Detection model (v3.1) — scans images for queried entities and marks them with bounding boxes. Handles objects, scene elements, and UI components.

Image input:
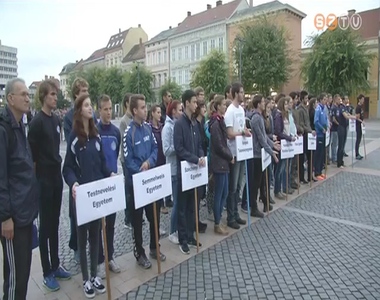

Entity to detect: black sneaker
[149,251,167,261]
[83,280,95,298]
[228,221,240,229]
[137,254,152,269]
[188,239,202,248]
[263,204,273,213]
[236,218,246,225]
[241,203,248,213]
[251,209,264,218]
[179,243,190,255]
[90,276,105,294]
[356,155,363,160]
[344,153,348,157]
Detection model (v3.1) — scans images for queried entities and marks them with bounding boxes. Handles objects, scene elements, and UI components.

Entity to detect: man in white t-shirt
[224,82,251,229]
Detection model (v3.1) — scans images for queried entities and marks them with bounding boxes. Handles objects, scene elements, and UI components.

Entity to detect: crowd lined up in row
[0,76,365,299]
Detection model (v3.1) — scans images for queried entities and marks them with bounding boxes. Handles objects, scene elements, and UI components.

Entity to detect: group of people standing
[0,75,366,299]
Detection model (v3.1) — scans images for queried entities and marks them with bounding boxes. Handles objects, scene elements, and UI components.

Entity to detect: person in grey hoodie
[247,95,280,217]
[162,100,183,245]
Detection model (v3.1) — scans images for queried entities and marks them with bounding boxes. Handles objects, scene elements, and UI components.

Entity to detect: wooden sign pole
[153,202,161,274]
[101,218,112,300]
[194,189,200,253]
[266,169,270,216]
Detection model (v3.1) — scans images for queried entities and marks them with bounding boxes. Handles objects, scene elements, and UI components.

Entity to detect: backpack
[0,120,16,157]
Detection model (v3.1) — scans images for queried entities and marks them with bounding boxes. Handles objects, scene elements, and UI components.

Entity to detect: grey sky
[0,0,378,86]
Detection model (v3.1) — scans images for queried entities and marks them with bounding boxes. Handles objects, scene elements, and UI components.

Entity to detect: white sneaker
[90,276,106,294]
[159,227,166,236]
[168,232,179,245]
[97,263,106,279]
[83,280,95,299]
[109,259,121,273]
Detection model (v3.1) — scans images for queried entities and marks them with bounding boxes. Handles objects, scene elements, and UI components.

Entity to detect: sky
[0,0,378,86]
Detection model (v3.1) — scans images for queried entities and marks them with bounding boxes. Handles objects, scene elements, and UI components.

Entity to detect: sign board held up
[349,119,356,132]
[307,134,317,150]
[181,157,209,192]
[235,136,254,161]
[325,129,330,147]
[293,136,304,155]
[261,148,271,171]
[280,139,294,159]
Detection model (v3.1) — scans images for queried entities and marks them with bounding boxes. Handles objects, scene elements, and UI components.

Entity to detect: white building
[122,38,146,71]
[168,0,248,89]
[59,62,77,100]
[0,40,18,100]
[145,26,177,91]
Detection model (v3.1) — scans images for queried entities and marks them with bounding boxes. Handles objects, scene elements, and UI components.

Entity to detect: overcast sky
[0,0,378,86]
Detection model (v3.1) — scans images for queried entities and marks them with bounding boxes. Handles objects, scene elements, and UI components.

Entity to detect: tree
[159,80,183,101]
[124,63,154,102]
[301,29,375,96]
[57,89,70,109]
[100,67,124,105]
[234,17,292,95]
[190,50,228,98]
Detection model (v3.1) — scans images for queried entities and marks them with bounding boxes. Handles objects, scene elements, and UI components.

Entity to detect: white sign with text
[235,136,254,161]
[293,136,304,155]
[325,129,330,147]
[349,119,356,132]
[132,164,172,209]
[281,139,295,159]
[307,133,317,150]
[261,148,272,171]
[76,175,126,226]
[181,157,209,192]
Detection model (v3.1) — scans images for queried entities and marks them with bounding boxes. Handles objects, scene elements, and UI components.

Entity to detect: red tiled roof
[122,42,146,63]
[175,0,241,35]
[85,47,105,62]
[29,81,41,88]
[355,8,380,40]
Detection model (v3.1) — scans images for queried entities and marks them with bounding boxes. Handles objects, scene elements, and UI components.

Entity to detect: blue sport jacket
[314,103,328,137]
[97,121,121,173]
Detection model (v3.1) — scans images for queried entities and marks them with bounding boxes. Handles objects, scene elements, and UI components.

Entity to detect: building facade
[122,38,146,71]
[82,48,105,70]
[59,62,77,100]
[145,27,176,92]
[227,0,306,95]
[0,40,18,100]
[168,0,248,89]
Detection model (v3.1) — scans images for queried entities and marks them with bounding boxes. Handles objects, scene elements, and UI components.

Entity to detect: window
[178,70,183,85]
[211,39,216,50]
[178,47,182,61]
[110,58,113,66]
[172,49,176,62]
[164,73,167,82]
[158,52,161,64]
[203,41,208,56]
[171,71,177,83]
[185,46,189,59]
[152,52,156,65]
[185,69,189,83]
[158,74,162,87]
[219,37,224,51]
[163,50,167,63]
[191,45,195,61]
[152,75,156,88]
[196,43,200,60]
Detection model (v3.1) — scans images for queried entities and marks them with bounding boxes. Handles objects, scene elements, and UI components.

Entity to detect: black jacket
[209,114,232,173]
[0,107,38,227]
[197,117,208,156]
[173,113,204,176]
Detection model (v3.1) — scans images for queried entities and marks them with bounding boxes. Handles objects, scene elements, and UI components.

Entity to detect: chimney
[178,22,181,26]
[49,76,53,79]
[348,9,356,16]
[169,26,172,29]
[138,24,141,28]
[216,0,222,6]
[249,0,253,6]
[45,75,48,80]
[119,28,121,33]
[139,38,142,45]
[207,4,211,9]
[187,11,191,17]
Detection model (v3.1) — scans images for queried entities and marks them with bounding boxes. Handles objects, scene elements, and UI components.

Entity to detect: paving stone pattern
[121,175,380,300]
[287,171,380,228]
[353,148,380,170]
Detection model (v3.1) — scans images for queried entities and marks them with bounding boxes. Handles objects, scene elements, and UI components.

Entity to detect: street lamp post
[236,37,245,83]
[135,61,144,94]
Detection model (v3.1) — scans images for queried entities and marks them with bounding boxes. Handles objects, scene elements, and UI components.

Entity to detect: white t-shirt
[224,103,245,156]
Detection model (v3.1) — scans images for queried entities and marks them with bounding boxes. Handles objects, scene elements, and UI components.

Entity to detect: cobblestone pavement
[120,171,380,300]
[353,148,380,170]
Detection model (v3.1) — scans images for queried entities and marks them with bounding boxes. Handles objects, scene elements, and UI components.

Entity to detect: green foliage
[235,16,292,95]
[124,63,154,102]
[100,67,124,105]
[32,96,41,111]
[301,29,375,96]
[190,50,228,98]
[159,80,183,101]
[57,90,70,109]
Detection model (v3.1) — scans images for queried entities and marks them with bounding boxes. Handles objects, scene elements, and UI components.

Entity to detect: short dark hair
[300,90,308,101]
[357,94,365,101]
[129,94,145,116]
[231,82,243,99]
[209,92,217,101]
[318,93,327,102]
[38,79,59,105]
[194,86,204,96]
[161,89,170,99]
[252,94,263,109]
[98,94,111,109]
[289,91,298,100]
[181,89,196,108]
[123,92,132,109]
[224,85,231,98]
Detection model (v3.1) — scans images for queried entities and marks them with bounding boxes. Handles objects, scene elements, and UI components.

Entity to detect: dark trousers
[247,158,263,212]
[69,191,77,252]
[355,126,362,157]
[344,126,348,153]
[77,220,100,282]
[122,163,131,225]
[98,213,116,264]
[129,186,160,258]
[177,185,195,245]
[305,134,313,181]
[259,167,268,200]
[337,125,346,167]
[38,173,63,277]
[315,135,325,176]
[299,137,306,181]
[1,224,33,300]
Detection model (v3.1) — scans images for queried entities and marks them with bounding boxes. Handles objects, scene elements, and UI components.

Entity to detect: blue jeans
[170,176,179,234]
[213,173,229,225]
[274,159,286,195]
[227,160,245,224]
[315,135,325,176]
[282,158,292,192]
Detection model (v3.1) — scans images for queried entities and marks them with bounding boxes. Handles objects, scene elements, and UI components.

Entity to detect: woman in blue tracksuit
[63,93,113,299]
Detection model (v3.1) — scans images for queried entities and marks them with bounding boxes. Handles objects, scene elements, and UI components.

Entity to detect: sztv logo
[314,13,362,31]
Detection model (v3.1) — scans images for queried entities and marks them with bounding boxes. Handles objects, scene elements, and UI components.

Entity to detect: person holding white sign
[173,90,204,254]
[248,95,280,216]
[123,94,164,269]
[355,94,365,160]
[209,95,233,235]
[63,93,113,298]
[224,83,250,230]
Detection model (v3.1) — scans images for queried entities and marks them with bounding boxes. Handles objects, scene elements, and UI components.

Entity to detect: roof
[72,59,84,72]
[105,29,130,52]
[122,42,146,63]
[229,0,306,21]
[351,8,380,40]
[84,47,105,63]
[29,81,41,89]
[174,0,242,35]
[59,62,76,75]
[146,27,177,45]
